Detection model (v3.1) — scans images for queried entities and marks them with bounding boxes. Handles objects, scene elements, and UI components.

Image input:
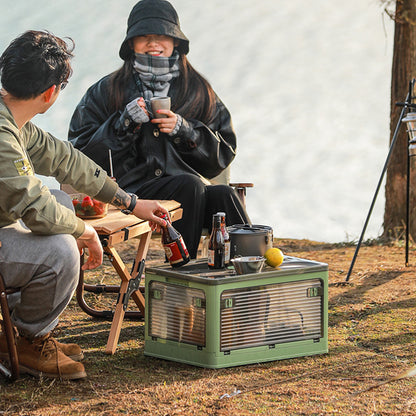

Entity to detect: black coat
[68,73,237,193]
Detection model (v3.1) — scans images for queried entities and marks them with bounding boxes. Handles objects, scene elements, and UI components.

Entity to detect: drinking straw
[108,149,114,178]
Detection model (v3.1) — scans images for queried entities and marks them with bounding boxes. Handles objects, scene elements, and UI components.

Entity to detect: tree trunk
[383,0,416,239]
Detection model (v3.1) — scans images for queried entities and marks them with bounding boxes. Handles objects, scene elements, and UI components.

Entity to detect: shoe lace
[33,334,62,377]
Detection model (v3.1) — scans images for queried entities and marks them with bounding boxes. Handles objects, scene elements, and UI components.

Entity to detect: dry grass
[2,237,416,415]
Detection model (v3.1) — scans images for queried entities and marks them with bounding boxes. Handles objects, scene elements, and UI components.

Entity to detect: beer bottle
[160,214,190,268]
[208,213,225,269]
[217,212,231,266]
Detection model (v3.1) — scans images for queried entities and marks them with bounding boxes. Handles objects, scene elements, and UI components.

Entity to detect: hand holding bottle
[160,213,190,268]
[132,200,168,232]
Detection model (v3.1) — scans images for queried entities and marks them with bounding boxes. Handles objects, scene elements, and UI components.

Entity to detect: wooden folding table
[78,200,182,354]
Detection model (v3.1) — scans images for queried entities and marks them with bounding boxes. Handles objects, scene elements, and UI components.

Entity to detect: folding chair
[0,246,20,380]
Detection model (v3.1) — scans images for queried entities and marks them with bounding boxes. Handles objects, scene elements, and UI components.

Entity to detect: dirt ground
[2,237,416,415]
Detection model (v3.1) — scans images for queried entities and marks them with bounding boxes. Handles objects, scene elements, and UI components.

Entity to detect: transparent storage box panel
[220,278,323,351]
[148,282,206,346]
[144,257,328,368]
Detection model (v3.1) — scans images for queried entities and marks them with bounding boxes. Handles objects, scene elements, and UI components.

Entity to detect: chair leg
[0,276,19,380]
[229,182,254,208]
[76,253,144,320]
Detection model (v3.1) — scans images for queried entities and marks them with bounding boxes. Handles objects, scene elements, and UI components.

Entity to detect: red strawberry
[72,199,84,216]
[93,199,105,215]
[81,196,94,209]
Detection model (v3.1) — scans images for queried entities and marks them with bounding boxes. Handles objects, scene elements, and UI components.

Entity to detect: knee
[209,184,236,198]
[50,234,80,290]
[217,184,233,194]
[179,174,205,187]
[175,174,206,196]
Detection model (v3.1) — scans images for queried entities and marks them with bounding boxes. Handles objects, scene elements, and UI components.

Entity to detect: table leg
[105,231,152,354]
[130,231,152,314]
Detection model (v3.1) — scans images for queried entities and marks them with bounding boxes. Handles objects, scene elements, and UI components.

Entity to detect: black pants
[135,174,250,258]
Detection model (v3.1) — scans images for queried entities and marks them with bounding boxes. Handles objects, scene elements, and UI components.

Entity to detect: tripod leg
[345,104,408,282]
[406,148,410,266]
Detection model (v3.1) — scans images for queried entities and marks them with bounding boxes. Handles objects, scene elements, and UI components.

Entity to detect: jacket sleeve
[168,97,237,179]
[0,123,85,238]
[68,79,140,175]
[69,77,237,180]
[26,122,115,201]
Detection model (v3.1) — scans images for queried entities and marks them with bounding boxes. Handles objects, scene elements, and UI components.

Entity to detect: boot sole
[0,351,84,362]
[0,353,87,379]
[19,364,87,380]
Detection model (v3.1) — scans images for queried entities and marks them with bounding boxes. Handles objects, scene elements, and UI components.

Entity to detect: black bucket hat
[119,0,189,60]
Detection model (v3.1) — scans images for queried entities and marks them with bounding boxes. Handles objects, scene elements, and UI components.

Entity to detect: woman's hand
[137,97,149,117]
[151,110,178,134]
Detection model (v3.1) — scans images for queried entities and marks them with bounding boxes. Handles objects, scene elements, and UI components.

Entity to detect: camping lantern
[403,112,416,156]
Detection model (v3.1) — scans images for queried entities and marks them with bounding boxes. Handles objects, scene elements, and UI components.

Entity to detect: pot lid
[228,224,269,235]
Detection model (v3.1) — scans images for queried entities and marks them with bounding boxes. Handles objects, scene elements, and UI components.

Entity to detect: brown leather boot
[50,328,84,361]
[55,341,84,362]
[16,334,87,379]
[0,328,84,362]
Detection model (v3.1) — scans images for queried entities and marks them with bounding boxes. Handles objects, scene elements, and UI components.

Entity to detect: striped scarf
[132,51,180,115]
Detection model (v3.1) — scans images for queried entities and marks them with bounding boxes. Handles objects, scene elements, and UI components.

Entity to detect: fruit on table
[264,247,284,267]
[73,195,107,218]
[81,196,94,209]
[93,199,106,215]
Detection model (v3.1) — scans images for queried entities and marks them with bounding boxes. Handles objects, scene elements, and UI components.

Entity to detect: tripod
[345,79,416,282]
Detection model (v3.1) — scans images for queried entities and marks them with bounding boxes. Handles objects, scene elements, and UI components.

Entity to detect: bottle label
[207,249,215,266]
[164,237,189,265]
[207,248,225,268]
[225,241,230,263]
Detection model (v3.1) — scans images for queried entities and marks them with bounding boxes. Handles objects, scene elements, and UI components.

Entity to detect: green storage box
[144,256,328,368]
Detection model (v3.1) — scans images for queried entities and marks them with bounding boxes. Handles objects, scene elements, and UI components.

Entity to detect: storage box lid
[146,256,328,285]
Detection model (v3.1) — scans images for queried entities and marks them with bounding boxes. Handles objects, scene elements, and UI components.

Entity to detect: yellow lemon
[265,248,284,267]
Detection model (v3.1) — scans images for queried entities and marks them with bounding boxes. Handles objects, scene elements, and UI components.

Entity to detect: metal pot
[228,224,273,258]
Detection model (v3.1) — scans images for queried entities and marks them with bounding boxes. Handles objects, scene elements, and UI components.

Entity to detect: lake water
[0,0,395,243]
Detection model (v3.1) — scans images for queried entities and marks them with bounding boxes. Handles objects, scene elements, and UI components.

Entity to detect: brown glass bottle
[160,214,190,268]
[208,214,225,269]
[217,212,231,266]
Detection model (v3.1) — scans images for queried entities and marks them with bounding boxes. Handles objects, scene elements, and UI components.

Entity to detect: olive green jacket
[0,97,117,238]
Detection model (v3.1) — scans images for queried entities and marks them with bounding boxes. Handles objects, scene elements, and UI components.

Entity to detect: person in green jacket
[0,30,168,380]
